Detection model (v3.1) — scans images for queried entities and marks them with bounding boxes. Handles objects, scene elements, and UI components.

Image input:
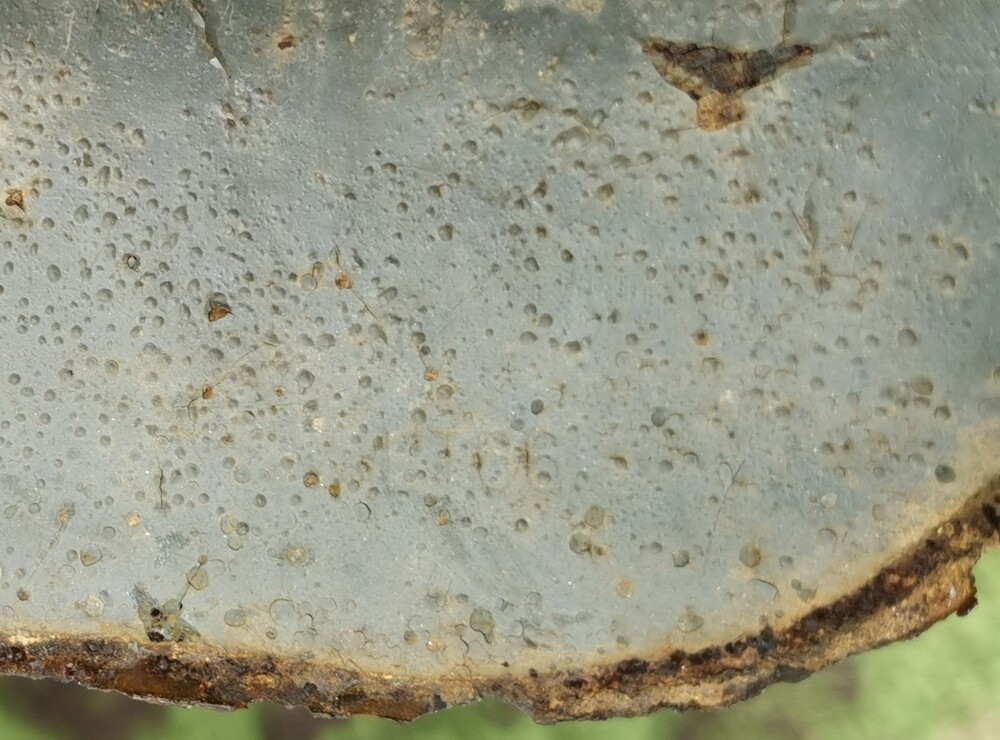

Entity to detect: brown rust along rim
[2,477,997,723]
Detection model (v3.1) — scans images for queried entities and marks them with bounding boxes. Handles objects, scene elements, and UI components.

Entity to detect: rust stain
[639,38,814,130]
[4,189,26,211]
[1,476,997,721]
[206,301,232,322]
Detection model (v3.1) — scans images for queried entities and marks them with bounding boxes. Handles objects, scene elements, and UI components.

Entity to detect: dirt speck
[207,301,232,322]
[4,189,26,211]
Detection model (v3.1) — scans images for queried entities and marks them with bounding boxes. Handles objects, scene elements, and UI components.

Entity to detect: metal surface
[0,0,998,721]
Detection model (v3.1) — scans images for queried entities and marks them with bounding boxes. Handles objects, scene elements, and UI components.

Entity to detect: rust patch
[206,300,232,322]
[696,91,746,132]
[640,38,814,130]
[4,189,26,211]
[1,476,998,722]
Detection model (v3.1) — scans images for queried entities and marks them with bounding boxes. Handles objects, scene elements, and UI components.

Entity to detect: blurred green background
[3,548,1000,740]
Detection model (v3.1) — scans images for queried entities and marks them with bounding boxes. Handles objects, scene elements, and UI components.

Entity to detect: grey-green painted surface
[1,0,998,681]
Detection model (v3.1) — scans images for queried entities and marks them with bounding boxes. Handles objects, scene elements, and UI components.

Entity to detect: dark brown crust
[2,476,998,722]
[640,38,815,100]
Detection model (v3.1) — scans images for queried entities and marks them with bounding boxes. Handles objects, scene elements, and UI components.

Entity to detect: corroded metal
[2,478,996,721]
[1,0,998,722]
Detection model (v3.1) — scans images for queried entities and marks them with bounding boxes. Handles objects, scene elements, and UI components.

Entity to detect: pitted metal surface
[0,0,998,720]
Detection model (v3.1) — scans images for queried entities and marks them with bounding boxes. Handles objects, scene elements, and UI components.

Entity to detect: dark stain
[639,38,814,130]
[956,591,978,617]
[982,500,1000,532]
[641,39,814,98]
[750,626,778,656]
[772,664,811,684]
[613,657,649,676]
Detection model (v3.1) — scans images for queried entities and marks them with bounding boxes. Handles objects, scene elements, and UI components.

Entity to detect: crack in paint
[185,0,232,83]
